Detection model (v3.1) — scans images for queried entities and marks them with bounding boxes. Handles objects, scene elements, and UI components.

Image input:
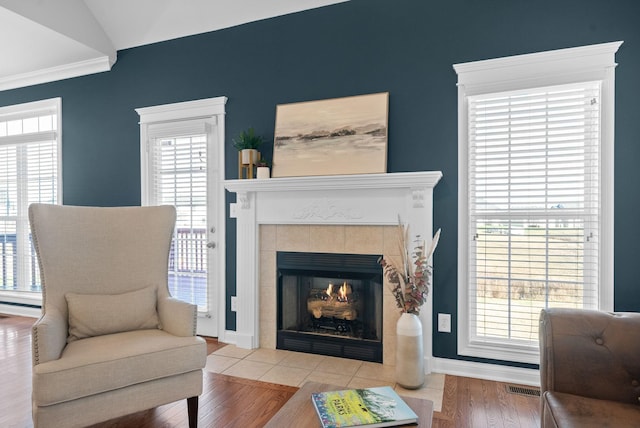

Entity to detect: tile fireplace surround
[224,171,442,372]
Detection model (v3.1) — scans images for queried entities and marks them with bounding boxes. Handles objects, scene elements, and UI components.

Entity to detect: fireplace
[223,171,441,371]
[276,251,383,362]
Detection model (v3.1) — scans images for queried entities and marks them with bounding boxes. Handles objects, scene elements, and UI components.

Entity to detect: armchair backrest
[539,308,640,405]
[29,204,176,319]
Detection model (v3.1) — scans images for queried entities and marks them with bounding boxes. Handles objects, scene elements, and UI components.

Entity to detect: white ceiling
[0,0,348,91]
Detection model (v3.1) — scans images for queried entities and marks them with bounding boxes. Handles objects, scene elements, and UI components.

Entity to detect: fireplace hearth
[277,251,383,362]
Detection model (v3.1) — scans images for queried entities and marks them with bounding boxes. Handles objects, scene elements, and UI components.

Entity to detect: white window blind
[0,98,60,295]
[147,121,209,311]
[467,82,600,350]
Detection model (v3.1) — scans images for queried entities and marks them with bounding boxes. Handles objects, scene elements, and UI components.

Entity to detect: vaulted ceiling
[0,0,347,91]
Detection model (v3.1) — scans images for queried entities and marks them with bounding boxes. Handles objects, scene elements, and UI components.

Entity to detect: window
[145,120,209,310]
[454,42,621,363]
[0,98,61,303]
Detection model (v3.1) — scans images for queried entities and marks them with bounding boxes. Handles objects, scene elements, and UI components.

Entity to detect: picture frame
[272,92,389,178]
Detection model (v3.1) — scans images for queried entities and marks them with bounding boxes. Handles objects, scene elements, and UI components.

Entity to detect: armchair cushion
[33,329,206,407]
[543,391,640,428]
[66,286,160,342]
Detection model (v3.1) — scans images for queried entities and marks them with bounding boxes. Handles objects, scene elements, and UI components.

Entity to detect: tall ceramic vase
[396,312,424,389]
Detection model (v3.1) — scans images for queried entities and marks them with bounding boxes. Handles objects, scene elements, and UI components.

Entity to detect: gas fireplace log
[307,297,359,320]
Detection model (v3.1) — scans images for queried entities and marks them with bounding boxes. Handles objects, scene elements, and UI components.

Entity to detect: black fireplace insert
[276,251,383,362]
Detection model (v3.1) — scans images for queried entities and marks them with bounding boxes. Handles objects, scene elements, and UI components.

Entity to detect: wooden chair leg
[187,396,199,428]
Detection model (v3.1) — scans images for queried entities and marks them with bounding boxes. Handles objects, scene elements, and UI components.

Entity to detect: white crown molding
[0,55,115,92]
[453,41,623,95]
[453,41,622,76]
[136,96,228,124]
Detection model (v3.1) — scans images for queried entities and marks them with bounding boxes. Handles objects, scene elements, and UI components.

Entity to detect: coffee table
[265,381,433,427]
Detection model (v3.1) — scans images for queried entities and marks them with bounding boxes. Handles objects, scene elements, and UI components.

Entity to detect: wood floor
[1,315,541,427]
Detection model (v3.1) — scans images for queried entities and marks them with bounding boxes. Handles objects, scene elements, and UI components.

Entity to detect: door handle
[206,241,216,249]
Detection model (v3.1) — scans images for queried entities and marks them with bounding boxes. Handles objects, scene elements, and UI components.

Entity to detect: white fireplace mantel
[224,171,442,368]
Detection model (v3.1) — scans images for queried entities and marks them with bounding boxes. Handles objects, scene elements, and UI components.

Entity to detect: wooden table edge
[264,381,433,428]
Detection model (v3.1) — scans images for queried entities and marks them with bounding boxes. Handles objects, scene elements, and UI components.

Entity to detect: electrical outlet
[438,313,451,333]
[229,203,238,218]
[231,296,237,312]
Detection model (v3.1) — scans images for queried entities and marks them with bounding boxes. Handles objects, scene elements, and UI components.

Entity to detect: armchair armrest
[158,297,198,337]
[539,308,640,405]
[32,308,67,366]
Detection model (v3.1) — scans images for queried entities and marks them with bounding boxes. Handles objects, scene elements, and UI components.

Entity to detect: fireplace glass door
[277,251,383,362]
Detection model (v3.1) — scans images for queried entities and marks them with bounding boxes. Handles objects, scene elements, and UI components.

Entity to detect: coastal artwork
[272,92,389,177]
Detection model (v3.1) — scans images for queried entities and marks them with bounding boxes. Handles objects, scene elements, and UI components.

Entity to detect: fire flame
[338,282,349,300]
[324,281,352,302]
[326,283,334,298]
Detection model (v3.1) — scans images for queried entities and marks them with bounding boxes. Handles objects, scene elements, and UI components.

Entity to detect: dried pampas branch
[379,219,441,315]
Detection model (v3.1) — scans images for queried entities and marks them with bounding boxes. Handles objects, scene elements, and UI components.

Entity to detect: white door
[139,98,227,338]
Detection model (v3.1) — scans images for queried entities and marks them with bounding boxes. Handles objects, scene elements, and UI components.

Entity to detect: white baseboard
[0,303,40,319]
[431,357,540,387]
[220,329,237,346]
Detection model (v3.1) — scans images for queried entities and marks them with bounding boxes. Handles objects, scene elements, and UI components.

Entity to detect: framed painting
[272,92,389,178]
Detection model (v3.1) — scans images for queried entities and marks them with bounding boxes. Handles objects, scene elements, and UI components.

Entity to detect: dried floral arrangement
[378,221,441,315]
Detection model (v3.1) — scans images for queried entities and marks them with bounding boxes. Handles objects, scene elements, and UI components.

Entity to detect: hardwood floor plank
[494,380,520,428]
[469,376,491,427]
[513,391,542,427]
[433,370,457,427]
[2,315,541,428]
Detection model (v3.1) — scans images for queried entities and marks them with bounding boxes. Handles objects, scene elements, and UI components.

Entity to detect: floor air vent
[506,385,541,397]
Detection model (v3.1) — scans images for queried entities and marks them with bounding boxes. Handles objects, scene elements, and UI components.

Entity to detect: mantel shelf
[224,171,442,193]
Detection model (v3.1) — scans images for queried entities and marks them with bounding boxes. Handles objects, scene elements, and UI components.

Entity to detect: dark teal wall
[2,0,639,368]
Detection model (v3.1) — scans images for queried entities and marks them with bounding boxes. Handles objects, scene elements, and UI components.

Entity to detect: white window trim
[136,96,227,338]
[0,97,62,313]
[454,41,621,364]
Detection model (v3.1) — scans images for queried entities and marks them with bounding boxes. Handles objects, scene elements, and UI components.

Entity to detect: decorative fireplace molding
[224,172,442,368]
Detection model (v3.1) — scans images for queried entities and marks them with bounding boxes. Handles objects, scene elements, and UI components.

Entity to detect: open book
[311,386,418,428]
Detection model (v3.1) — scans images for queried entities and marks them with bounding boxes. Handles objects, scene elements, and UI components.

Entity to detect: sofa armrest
[539,308,640,405]
[158,297,198,337]
[32,308,67,366]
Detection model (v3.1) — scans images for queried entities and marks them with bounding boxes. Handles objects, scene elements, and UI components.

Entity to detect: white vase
[241,149,258,165]
[396,312,424,389]
[256,166,270,179]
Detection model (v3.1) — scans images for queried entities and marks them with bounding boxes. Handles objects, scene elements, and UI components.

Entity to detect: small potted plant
[256,158,271,179]
[233,127,263,165]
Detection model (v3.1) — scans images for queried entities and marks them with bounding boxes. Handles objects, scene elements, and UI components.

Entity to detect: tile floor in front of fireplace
[205,345,444,412]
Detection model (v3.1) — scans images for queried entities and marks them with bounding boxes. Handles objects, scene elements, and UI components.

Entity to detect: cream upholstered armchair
[29,204,207,428]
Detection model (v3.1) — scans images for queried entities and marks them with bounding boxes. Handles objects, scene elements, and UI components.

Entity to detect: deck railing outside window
[168,228,207,308]
[0,233,40,292]
[0,229,206,306]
